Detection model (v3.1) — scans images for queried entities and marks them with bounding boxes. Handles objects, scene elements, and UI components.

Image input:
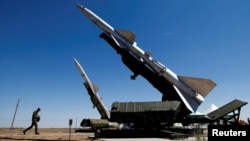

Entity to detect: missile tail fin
[178,76,217,97]
[115,29,135,44]
[173,85,199,113]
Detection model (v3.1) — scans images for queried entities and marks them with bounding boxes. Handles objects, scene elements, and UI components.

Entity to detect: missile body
[74,58,110,119]
[75,4,216,113]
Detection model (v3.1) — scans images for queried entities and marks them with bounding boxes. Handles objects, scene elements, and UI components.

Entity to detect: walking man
[23,107,41,135]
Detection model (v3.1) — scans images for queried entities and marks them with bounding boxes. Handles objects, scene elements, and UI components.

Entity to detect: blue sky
[1,0,250,128]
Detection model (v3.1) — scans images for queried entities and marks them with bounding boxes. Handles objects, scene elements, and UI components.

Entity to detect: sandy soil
[0,128,99,141]
[0,128,208,141]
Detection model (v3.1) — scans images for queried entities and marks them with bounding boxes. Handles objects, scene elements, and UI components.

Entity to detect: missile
[75,3,216,113]
[73,57,110,119]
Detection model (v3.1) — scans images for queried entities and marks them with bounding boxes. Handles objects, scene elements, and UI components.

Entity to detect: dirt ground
[0,128,208,141]
[0,128,100,141]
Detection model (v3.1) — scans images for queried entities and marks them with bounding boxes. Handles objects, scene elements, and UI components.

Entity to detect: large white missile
[75,3,216,113]
[74,57,110,119]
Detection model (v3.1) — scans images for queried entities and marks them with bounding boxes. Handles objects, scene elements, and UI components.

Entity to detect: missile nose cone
[73,57,80,66]
[75,3,84,9]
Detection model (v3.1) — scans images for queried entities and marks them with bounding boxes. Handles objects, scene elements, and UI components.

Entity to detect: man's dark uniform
[23,108,41,135]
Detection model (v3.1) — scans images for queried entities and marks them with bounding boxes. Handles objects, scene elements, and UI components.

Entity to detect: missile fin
[145,51,152,57]
[116,29,135,44]
[110,33,129,49]
[110,34,122,47]
[173,85,199,113]
[178,76,217,97]
[93,84,99,93]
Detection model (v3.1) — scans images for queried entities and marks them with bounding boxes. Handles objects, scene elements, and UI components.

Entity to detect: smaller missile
[74,57,110,119]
